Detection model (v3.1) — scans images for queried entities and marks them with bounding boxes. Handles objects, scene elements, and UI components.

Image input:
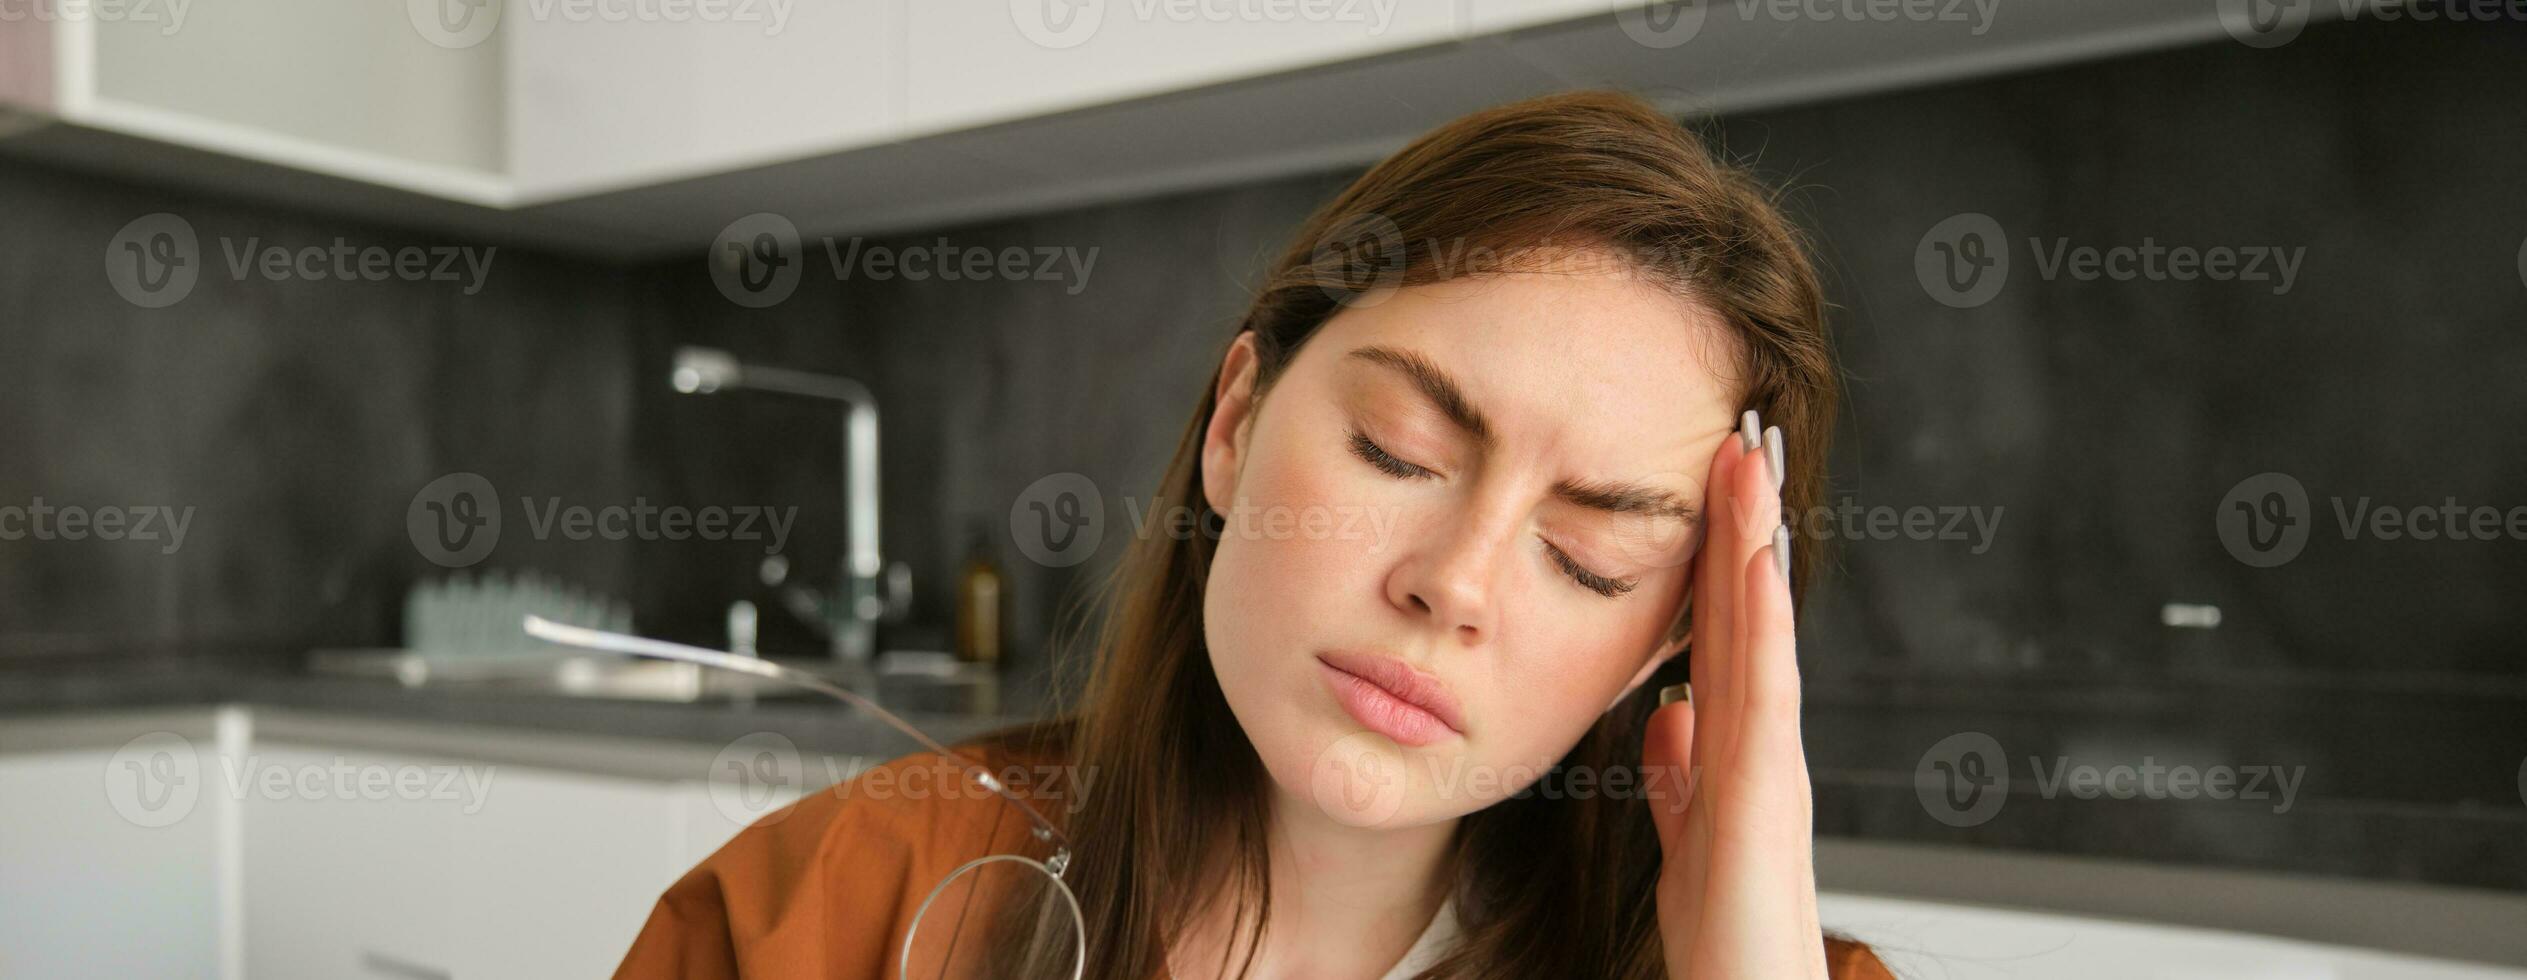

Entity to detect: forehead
[1301,260,1745,469]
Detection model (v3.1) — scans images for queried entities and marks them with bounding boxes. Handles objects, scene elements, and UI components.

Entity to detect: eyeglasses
[521,616,1087,979]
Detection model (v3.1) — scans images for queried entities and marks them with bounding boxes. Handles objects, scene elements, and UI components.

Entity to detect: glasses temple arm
[520,615,1073,851]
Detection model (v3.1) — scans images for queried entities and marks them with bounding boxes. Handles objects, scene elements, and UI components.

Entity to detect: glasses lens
[901,854,1085,980]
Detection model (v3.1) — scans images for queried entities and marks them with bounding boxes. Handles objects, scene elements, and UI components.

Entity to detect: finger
[1690,414,1753,768]
[1640,694,1697,849]
[1643,693,1710,967]
[1721,421,1785,773]
[1705,410,1774,769]
[1701,536,1824,977]
[1735,531,1810,788]
[1703,538,1824,980]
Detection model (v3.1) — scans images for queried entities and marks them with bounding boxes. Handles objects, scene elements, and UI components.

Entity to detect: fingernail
[1739,409,1760,452]
[1773,524,1792,582]
[1659,682,1693,707]
[1764,424,1785,488]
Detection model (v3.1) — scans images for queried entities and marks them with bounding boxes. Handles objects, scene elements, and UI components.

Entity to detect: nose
[1387,502,1512,645]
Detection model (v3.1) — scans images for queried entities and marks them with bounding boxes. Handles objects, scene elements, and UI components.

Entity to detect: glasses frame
[520,615,1086,978]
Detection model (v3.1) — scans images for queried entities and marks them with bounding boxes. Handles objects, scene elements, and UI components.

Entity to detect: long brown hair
[985,89,1841,979]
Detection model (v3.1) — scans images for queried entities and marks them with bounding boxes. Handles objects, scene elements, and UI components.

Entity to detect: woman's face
[1201,251,1745,829]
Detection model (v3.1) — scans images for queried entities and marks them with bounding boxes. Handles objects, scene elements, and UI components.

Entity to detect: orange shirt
[614,751,1892,979]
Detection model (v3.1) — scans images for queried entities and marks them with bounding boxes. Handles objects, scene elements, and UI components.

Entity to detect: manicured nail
[1659,682,1693,707]
[1764,424,1784,488]
[1739,410,1760,452]
[1773,524,1792,582]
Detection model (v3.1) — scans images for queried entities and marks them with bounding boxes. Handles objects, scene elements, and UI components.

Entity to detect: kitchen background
[4,3,2525,978]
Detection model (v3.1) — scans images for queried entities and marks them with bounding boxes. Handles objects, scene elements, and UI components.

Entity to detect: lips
[1316,650,1466,746]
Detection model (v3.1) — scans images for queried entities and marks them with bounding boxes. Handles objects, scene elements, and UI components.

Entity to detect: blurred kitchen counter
[0,662,1023,771]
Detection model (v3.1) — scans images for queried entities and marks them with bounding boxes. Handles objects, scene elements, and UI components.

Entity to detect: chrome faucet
[671,347,909,678]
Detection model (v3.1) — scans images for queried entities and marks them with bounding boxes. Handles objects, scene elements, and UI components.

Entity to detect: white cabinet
[0,0,1850,233]
[0,748,228,977]
[0,0,2255,254]
[0,0,900,205]
[0,710,243,980]
[1463,0,1651,34]
[443,764,696,979]
[897,2,1468,139]
[1822,893,2527,980]
[0,707,863,979]
[241,744,470,980]
[240,739,760,980]
[59,0,508,202]
[502,0,900,200]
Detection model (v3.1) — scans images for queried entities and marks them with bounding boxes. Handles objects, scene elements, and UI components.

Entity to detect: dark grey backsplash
[0,165,642,669]
[4,20,2520,886]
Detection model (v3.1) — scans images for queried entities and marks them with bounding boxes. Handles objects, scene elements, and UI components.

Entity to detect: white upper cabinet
[503,0,899,201]
[898,1,1472,139]
[0,0,2268,254]
[40,0,508,202]
[1463,0,1649,34]
[0,0,899,206]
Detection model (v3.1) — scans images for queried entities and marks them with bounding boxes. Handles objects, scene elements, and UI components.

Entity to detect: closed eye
[1347,429,1433,480]
[1351,426,1632,597]
[1546,541,1635,598]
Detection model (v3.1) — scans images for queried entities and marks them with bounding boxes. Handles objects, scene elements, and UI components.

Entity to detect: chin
[1271,714,1486,830]
[1288,728,1428,829]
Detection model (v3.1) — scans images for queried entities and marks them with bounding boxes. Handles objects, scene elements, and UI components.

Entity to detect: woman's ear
[1201,331,1263,517]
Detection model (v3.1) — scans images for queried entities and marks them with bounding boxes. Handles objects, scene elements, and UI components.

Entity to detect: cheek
[1203,426,1406,799]
[1469,640,1645,772]
[1454,578,1685,803]
[1209,432,1401,636]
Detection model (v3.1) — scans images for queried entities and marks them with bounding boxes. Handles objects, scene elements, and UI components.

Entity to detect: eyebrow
[1344,345,1700,523]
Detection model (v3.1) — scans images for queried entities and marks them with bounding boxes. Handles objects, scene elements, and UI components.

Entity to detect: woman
[616,89,1890,979]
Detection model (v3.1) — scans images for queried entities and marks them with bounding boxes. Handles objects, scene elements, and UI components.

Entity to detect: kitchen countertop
[0,663,1026,762]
